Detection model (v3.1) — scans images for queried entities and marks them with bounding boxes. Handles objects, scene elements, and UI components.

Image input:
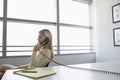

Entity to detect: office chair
[0,72,4,79]
[45,62,50,67]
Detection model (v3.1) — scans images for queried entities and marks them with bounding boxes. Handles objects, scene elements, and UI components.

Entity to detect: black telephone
[40,38,49,45]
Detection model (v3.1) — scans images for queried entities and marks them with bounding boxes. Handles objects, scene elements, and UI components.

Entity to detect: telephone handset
[40,38,49,45]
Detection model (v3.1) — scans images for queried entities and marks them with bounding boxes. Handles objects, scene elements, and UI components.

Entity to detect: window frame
[0,22,3,57]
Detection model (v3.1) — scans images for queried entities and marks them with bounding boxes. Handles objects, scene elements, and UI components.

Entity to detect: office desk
[2,61,120,80]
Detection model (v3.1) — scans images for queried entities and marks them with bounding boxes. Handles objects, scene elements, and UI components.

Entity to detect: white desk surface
[72,61,120,74]
[2,61,120,80]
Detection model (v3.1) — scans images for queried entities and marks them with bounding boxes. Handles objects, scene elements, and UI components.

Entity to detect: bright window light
[60,0,89,26]
[0,0,3,17]
[8,0,56,22]
[60,26,91,54]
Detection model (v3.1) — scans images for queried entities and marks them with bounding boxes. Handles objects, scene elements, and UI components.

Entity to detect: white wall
[93,0,120,62]
[0,53,96,66]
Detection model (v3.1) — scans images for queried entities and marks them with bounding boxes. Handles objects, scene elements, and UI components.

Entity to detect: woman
[0,29,54,79]
[19,29,54,68]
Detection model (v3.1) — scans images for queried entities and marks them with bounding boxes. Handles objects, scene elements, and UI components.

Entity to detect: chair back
[45,62,50,67]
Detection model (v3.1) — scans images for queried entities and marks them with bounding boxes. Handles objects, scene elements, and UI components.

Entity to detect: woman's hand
[33,43,41,52]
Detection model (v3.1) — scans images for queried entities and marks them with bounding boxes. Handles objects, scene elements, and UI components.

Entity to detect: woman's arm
[18,44,40,68]
[18,64,29,69]
[36,49,51,67]
[18,51,36,69]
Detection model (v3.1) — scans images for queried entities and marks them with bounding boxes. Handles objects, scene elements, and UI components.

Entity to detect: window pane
[0,0,3,17]
[60,26,91,54]
[0,22,2,56]
[7,22,57,56]
[8,0,56,22]
[60,0,89,26]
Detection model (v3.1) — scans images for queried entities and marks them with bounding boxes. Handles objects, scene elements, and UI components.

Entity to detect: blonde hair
[39,29,54,59]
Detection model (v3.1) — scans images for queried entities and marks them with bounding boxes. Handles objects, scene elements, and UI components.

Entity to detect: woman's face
[38,33,46,44]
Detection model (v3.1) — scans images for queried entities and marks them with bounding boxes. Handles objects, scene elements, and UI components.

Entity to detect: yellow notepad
[13,68,56,79]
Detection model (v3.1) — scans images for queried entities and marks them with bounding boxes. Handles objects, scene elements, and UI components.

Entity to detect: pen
[22,70,37,73]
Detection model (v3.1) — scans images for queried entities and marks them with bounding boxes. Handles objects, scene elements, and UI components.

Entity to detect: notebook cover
[13,68,56,79]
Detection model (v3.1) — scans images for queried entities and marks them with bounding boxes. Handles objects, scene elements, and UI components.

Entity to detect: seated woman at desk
[0,29,54,79]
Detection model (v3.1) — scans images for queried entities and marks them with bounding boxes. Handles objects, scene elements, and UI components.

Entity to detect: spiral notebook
[13,68,56,79]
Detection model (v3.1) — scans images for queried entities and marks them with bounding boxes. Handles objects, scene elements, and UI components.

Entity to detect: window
[1,0,93,57]
[60,26,91,54]
[8,0,56,22]
[59,0,89,26]
[0,22,2,56]
[0,0,3,17]
[7,22,57,56]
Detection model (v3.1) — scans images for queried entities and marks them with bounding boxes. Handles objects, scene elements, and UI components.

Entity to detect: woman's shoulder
[41,48,51,57]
